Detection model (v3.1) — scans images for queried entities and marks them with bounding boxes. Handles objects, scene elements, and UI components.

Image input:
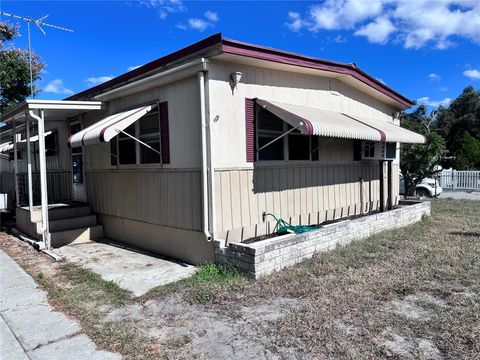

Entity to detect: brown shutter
[159,102,170,164]
[110,137,118,166]
[245,98,256,162]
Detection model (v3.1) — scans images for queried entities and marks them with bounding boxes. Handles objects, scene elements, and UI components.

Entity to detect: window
[116,106,161,165]
[139,110,160,164]
[45,131,58,157]
[363,141,375,158]
[118,123,136,165]
[257,107,313,161]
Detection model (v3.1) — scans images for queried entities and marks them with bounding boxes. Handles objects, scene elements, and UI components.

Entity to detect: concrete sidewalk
[0,250,121,360]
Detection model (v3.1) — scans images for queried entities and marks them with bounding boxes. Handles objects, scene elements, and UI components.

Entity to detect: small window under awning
[68,105,153,147]
[256,99,426,144]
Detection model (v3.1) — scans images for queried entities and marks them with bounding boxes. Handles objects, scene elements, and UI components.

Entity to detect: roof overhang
[220,38,414,109]
[64,33,414,110]
[0,99,103,124]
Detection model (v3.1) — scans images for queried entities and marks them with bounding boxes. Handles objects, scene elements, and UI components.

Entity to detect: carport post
[12,118,19,207]
[26,116,34,212]
[30,109,50,249]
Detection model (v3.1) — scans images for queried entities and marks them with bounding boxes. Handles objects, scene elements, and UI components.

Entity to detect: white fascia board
[95,58,209,101]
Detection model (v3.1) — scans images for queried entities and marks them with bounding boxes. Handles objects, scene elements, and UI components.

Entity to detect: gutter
[95,58,209,101]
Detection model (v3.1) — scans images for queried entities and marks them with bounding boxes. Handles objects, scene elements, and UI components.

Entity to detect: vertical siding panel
[239,170,251,226]
[247,170,258,225]
[221,171,232,231]
[230,171,242,229]
[215,171,223,232]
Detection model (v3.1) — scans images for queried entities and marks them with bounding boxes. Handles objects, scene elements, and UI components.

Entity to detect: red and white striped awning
[256,99,426,144]
[68,105,153,147]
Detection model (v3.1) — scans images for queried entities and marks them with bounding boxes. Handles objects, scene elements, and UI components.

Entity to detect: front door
[70,121,86,202]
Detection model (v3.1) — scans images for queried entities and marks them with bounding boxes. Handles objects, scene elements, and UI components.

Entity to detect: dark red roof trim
[221,38,414,108]
[67,33,223,101]
[66,33,414,108]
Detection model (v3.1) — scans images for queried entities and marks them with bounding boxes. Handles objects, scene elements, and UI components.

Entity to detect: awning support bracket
[257,122,303,153]
[114,128,161,156]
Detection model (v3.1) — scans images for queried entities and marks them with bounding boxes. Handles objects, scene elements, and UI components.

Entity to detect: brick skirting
[214,200,431,278]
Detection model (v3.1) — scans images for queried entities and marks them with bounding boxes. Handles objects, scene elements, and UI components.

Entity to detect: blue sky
[1,0,479,110]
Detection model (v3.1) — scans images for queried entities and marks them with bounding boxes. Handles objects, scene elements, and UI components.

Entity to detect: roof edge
[221,38,415,108]
[66,33,223,101]
[66,33,415,108]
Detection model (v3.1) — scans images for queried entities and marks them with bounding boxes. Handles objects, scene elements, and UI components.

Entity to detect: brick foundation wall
[214,200,431,278]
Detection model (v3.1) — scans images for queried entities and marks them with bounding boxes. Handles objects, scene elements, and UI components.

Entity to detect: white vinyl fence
[439,170,480,191]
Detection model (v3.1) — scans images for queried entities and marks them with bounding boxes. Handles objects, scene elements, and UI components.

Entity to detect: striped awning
[256,99,426,144]
[0,142,13,154]
[68,105,153,147]
[0,131,54,154]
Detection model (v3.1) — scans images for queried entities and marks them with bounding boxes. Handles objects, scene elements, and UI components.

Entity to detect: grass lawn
[1,199,479,359]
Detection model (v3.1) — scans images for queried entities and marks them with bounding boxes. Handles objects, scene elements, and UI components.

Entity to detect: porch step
[39,215,98,233]
[30,204,91,222]
[50,225,104,248]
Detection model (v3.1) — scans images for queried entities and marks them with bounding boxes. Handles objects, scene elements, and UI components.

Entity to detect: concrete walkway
[0,250,121,360]
[56,240,196,297]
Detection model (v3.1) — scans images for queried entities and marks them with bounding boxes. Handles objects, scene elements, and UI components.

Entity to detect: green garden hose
[262,212,322,235]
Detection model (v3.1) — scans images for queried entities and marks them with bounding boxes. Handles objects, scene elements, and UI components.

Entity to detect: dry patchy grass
[1,199,479,359]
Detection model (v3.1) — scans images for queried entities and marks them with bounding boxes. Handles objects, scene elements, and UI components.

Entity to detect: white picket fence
[439,170,480,191]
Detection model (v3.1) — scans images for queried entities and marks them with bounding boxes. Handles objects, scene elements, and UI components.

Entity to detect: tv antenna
[0,11,73,98]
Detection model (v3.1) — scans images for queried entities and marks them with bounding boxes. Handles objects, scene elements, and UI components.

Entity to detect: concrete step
[39,215,98,233]
[50,225,104,248]
[30,205,91,222]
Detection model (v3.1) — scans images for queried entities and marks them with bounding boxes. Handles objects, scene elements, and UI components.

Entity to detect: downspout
[29,110,50,249]
[204,70,216,242]
[198,70,212,241]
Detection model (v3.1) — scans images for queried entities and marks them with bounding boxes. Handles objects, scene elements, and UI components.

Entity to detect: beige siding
[214,162,390,242]
[208,60,400,169]
[86,169,202,231]
[84,76,201,170]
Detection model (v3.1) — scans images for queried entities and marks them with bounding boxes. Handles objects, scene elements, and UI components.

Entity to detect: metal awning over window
[0,142,13,154]
[256,99,426,144]
[68,105,153,147]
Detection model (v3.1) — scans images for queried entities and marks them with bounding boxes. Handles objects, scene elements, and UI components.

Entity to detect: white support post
[12,119,20,207]
[26,116,33,212]
[32,109,50,248]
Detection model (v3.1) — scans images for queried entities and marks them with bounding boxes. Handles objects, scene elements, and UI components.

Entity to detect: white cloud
[428,73,441,81]
[43,79,73,95]
[140,0,186,19]
[187,18,210,31]
[417,96,452,107]
[286,12,303,32]
[127,65,142,71]
[178,10,219,32]
[86,76,114,86]
[376,78,386,85]
[286,0,480,49]
[463,69,480,79]
[333,34,347,43]
[354,16,395,44]
[436,86,448,92]
[204,11,219,23]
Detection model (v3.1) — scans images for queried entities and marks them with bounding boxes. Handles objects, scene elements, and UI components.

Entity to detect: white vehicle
[399,176,443,198]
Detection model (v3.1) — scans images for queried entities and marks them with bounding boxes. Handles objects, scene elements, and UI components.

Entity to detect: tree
[400,106,445,195]
[435,86,480,169]
[0,22,45,113]
[452,131,480,170]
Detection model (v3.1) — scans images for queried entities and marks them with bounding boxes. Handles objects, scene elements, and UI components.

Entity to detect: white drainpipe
[28,110,50,249]
[198,71,213,241]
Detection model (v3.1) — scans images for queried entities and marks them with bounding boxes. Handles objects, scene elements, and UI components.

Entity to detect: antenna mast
[0,11,73,98]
